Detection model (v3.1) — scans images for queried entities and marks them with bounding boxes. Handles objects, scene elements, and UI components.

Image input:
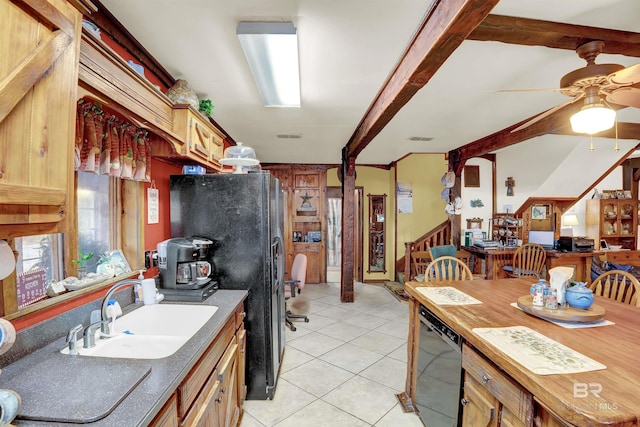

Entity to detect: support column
[341,150,355,302]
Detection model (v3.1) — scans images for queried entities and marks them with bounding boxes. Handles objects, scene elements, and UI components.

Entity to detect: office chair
[284,253,310,331]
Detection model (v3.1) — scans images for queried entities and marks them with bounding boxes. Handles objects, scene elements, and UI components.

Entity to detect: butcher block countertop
[404,279,640,426]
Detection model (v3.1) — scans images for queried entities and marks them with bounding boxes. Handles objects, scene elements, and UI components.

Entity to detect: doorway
[326,187,363,282]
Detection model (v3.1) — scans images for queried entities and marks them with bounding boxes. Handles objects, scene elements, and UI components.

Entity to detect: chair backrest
[285,253,308,298]
[425,256,473,281]
[411,251,432,279]
[512,243,546,278]
[589,270,640,307]
[428,244,457,260]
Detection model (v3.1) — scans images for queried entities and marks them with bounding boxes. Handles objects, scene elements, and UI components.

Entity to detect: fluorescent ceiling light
[237,21,301,107]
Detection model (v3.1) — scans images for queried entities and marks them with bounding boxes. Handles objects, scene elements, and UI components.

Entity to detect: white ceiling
[98,0,640,166]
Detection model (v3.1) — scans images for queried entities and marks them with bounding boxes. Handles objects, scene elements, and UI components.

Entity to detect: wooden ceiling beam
[451,102,577,173]
[470,14,640,57]
[549,122,640,139]
[452,113,640,175]
[344,0,500,160]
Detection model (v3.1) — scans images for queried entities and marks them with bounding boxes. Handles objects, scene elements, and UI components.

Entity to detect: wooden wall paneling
[0,0,82,236]
[78,36,175,134]
[121,180,145,270]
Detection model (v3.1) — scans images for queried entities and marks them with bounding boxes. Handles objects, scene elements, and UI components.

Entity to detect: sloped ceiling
[97,0,640,174]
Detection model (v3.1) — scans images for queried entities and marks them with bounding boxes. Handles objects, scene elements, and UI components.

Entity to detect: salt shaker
[533,284,545,306]
[545,289,558,310]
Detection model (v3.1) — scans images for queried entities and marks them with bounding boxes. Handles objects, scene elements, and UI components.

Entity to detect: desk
[462,246,600,282]
[462,246,516,280]
[545,250,601,282]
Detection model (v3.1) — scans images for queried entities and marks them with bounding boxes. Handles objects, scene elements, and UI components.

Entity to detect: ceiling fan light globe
[570,104,616,134]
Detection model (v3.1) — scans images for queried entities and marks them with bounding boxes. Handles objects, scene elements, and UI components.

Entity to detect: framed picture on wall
[464,165,480,187]
[532,205,547,220]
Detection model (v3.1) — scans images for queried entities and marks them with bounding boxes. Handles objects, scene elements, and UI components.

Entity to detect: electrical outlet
[151,250,158,267]
[144,251,151,269]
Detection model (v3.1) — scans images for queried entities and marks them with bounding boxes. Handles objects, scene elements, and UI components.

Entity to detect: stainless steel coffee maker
[159,237,211,290]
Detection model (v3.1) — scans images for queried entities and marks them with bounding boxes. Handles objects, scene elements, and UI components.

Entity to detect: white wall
[495,134,637,212]
[493,134,636,238]
[461,157,493,238]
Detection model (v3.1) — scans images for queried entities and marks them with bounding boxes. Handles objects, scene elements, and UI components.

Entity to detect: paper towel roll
[0,241,15,281]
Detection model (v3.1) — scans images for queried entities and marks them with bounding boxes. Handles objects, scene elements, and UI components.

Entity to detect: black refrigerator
[169,172,285,400]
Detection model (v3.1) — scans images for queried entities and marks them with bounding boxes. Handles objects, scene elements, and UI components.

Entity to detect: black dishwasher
[415,304,464,427]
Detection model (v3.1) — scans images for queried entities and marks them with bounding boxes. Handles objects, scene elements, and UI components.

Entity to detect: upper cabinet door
[0,0,82,238]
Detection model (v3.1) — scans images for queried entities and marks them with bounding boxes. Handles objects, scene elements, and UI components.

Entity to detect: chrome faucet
[66,324,83,355]
[100,280,141,335]
[84,320,108,348]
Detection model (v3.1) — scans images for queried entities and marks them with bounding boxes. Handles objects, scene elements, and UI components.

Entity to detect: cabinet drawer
[462,344,533,425]
[234,304,246,331]
[293,243,320,253]
[178,317,235,417]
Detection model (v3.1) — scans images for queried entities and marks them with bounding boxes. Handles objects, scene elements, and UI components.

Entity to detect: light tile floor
[240,282,424,427]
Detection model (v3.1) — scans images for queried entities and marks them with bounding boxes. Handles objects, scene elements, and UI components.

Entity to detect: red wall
[143,159,182,278]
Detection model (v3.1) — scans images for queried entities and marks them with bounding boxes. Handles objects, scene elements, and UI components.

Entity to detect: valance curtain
[75,100,151,182]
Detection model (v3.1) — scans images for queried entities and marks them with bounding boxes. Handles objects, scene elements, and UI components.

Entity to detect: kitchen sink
[61,303,218,359]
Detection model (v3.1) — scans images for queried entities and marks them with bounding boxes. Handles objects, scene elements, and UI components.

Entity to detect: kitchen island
[401,279,640,426]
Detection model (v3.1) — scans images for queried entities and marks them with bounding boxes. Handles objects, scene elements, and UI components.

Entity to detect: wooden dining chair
[589,270,640,307]
[411,251,432,280]
[503,243,546,279]
[425,256,473,281]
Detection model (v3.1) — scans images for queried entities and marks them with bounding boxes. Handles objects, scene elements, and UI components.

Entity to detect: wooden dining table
[462,245,601,282]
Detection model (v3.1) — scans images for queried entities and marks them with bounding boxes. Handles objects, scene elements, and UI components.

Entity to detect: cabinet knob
[461,398,469,406]
[215,397,223,403]
[481,374,491,384]
[220,387,227,394]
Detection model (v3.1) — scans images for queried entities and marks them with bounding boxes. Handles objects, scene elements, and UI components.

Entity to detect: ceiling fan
[510,40,640,134]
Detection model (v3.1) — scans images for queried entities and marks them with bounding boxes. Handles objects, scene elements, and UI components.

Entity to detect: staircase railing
[400,220,451,282]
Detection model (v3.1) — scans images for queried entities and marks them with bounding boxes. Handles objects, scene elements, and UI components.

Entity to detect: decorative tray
[516,295,605,323]
[60,273,113,291]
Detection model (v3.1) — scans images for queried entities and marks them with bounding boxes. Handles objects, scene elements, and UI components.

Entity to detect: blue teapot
[566,282,594,309]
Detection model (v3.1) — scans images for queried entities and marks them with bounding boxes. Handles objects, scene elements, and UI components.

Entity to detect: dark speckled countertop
[1,289,247,427]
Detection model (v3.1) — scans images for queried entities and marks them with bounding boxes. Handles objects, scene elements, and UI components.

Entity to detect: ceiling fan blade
[609,62,640,85]
[494,88,563,93]
[510,95,584,133]
[606,87,640,108]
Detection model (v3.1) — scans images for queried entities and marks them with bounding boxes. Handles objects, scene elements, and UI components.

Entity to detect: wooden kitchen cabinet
[462,344,533,427]
[0,0,85,238]
[173,106,224,164]
[293,242,321,283]
[152,300,246,427]
[263,167,328,283]
[461,375,498,427]
[235,307,247,409]
[586,198,638,249]
[149,393,179,427]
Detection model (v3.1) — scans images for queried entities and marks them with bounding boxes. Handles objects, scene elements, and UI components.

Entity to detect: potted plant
[72,250,94,279]
[199,99,214,117]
